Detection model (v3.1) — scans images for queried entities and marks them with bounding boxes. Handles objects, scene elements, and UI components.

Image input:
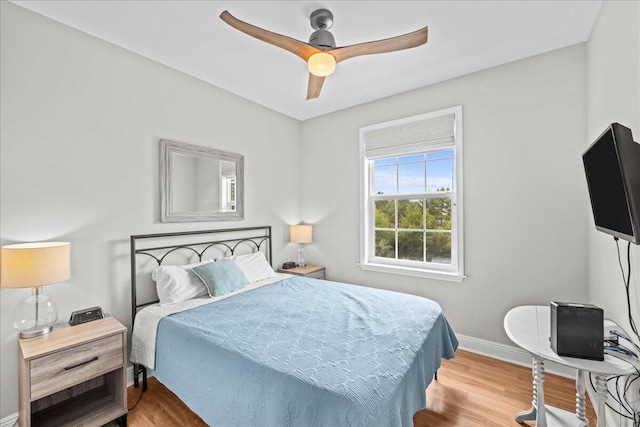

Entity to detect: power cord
[626,375,640,412]
[128,387,144,411]
[591,369,640,426]
[615,238,637,340]
[605,237,640,427]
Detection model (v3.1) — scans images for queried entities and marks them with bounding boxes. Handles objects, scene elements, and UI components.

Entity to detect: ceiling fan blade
[306,73,325,100]
[220,11,321,62]
[330,27,428,63]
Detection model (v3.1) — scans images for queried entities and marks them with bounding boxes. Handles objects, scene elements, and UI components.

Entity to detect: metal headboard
[130,226,272,326]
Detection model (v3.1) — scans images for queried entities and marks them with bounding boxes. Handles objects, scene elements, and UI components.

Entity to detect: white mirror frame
[160,139,244,222]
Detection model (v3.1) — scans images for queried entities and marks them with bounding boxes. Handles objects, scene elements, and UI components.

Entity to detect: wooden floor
[126,349,596,426]
[416,350,596,426]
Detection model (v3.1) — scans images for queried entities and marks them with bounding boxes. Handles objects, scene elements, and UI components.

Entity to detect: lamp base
[14,287,58,339]
[19,325,53,339]
[297,244,307,267]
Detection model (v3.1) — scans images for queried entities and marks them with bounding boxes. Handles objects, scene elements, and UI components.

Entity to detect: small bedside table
[18,315,128,427]
[279,264,326,280]
[504,306,636,427]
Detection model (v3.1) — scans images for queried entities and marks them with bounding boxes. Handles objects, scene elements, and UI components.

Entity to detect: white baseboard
[455,333,577,378]
[0,414,18,427]
[126,364,135,387]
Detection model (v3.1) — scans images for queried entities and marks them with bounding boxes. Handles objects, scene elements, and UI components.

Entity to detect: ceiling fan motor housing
[309,9,335,49]
[309,29,335,49]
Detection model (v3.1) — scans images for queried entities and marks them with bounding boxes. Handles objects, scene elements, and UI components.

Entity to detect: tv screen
[582,123,640,244]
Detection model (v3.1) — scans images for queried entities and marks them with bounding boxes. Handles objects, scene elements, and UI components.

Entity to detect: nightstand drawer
[30,333,123,401]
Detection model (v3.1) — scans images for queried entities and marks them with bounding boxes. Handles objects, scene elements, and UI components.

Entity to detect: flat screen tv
[582,123,640,244]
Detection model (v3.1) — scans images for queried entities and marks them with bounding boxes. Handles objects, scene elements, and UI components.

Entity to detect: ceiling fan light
[307,52,336,77]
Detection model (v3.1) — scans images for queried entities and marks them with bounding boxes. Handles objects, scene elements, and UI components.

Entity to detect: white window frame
[359,106,465,282]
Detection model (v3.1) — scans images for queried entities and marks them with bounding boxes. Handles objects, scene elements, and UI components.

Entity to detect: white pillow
[152,260,213,305]
[231,252,276,283]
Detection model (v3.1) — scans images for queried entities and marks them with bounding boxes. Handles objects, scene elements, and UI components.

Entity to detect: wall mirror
[161,140,244,222]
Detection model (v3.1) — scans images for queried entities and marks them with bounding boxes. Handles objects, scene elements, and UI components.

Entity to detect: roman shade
[363,113,455,159]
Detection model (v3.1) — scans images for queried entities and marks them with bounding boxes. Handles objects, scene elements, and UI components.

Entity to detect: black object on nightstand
[69,306,104,325]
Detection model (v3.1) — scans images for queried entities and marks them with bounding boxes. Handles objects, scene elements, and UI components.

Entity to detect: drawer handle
[64,356,99,371]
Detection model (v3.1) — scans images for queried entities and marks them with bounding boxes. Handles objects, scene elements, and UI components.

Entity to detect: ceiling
[11,1,602,121]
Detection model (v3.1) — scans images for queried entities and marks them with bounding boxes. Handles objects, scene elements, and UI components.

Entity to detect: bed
[130,226,458,427]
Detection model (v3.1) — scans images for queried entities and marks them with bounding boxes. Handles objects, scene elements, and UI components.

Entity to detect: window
[359,106,464,281]
[220,161,237,212]
[221,176,236,212]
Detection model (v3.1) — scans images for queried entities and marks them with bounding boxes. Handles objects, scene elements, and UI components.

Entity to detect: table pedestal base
[515,358,590,427]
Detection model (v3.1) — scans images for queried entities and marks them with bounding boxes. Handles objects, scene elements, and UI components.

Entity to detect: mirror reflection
[161,140,244,222]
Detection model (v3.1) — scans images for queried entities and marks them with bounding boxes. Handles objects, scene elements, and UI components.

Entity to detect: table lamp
[290,225,312,267]
[1,242,70,338]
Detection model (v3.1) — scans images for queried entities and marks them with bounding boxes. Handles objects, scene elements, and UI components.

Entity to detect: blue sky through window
[374,150,454,194]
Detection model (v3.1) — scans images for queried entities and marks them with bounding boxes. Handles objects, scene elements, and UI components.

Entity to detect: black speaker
[550,301,604,361]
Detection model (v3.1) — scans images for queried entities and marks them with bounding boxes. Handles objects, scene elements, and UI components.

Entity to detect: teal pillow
[192,260,248,297]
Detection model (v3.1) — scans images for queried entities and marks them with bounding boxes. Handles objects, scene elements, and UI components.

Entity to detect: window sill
[359,262,465,282]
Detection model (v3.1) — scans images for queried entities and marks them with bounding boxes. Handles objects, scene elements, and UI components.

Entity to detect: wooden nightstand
[279,264,326,280]
[18,316,128,427]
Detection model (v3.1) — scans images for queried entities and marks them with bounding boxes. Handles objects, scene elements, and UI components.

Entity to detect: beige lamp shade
[1,242,70,289]
[290,225,312,244]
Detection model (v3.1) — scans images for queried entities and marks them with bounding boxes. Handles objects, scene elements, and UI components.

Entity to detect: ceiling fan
[220,9,428,100]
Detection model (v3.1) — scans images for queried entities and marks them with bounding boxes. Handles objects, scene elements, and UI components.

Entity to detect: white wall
[586,2,640,424]
[587,0,640,334]
[300,44,590,346]
[0,2,301,419]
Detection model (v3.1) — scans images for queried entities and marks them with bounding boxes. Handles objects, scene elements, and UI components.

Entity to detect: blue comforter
[153,276,458,427]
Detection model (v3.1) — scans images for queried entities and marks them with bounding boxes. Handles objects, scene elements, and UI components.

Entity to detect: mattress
[147,276,458,427]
